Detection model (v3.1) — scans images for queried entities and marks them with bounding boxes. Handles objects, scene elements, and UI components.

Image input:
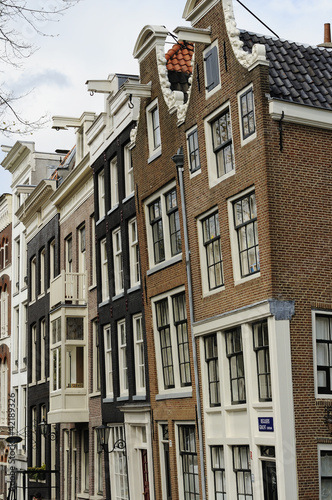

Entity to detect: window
[211,446,226,499]
[159,424,172,500]
[22,304,27,368]
[110,156,119,210]
[260,446,278,500]
[225,327,246,404]
[233,191,259,278]
[153,289,191,393]
[146,183,182,269]
[211,109,234,178]
[65,236,73,272]
[113,228,124,296]
[129,218,140,288]
[200,211,224,292]
[238,86,256,143]
[124,144,134,198]
[320,448,332,499]
[253,320,272,401]
[82,429,89,493]
[233,446,253,499]
[93,320,101,393]
[31,324,37,384]
[204,104,235,187]
[90,216,97,287]
[109,426,129,499]
[104,325,113,398]
[178,425,199,499]
[146,99,161,160]
[98,170,105,219]
[204,334,220,407]
[100,238,109,302]
[186,127,201,174]
[13,307,19,365]
[133,314,145,395]
[95,430,103,496]
[203,41,221,95]
[315,314,332,395]
[51,318,61,392]
[49,238,55,284]
[39,248,45,295]
[15,238,20,291]
[118,320,128,397]
[65,345,84,388]
[40,319,46,382]
[0,358,8,425]
[30,256,36,301]
[41,405,46,465]
[0,287,8,338]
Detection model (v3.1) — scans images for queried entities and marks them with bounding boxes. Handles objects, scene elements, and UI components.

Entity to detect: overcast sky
[1,0,331,193]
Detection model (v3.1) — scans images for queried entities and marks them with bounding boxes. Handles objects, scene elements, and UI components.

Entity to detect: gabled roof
[240,31,332,110]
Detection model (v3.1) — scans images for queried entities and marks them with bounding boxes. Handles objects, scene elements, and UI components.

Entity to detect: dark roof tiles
[240,30,332,110]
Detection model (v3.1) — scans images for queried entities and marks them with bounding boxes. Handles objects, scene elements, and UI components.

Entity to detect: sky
[0,0,331,193]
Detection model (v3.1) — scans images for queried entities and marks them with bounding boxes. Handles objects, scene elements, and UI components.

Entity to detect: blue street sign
[258,417,274,432]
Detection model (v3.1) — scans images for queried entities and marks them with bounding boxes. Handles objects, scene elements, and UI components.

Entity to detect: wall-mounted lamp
[38,418,57,441]
[95,424,126,454]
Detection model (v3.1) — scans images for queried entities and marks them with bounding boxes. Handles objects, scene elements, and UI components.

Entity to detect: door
[141,449,150,500]
[262,460,278,500]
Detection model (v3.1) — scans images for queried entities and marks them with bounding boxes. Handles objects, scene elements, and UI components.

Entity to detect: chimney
[318,23,332,48]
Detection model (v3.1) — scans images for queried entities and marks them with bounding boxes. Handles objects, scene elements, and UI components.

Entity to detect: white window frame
[40,318,46,382]
[30,256,36,302]
[124,143,134,199]
[186,125,201,177]
[197,207,225,297]
[312,310,332,399]
[51,317,61,392]
[100,238,109,303]
[95,430,103,496]
[175,422,199,500]
[49,238,55,284]
[152,287,192,398]
[145,182,182,272]
[0,358,8,425]
[81,428,89,493]
[318,444,332,500]
[110,156,119,210]
[204,102,235,188]
[237,84,257,146]
[0,287,8,339]
[104,324,113,399]
[90,216,97,287]
[31,323,37,384]
[112,228,124,296]
[203,39,221,98]
[146,98,162,162]
[39,247,45,296]
[108,425,129,499]
[98,169,105,220]
[93,320,101,394]
[118,319,128,398]
[227,187,260,286]
[65,236,72,273]
[15,237,20,291]
[133,314,145,396]
[129,218,140,289]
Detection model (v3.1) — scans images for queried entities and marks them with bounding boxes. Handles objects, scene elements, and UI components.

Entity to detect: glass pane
[317,317,330,340]
[317,344,329,365]
[321,451,332,476]
[318,370,327,387]
[242,197,250,222]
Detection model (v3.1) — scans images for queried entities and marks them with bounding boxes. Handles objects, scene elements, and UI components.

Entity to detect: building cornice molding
[183,0,220,25]
[50,154,91,208]
[269,98,332,130]
[133,25,169,63]
[16,180,56,226]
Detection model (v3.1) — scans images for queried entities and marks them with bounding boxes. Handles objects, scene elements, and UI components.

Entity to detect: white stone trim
[269,98,332,130]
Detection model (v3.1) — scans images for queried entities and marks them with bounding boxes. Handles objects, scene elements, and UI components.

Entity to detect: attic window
[203,40,221,98]
[165,41,194,103]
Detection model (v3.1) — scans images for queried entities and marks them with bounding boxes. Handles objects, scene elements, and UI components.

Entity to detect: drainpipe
[172,147,206,500]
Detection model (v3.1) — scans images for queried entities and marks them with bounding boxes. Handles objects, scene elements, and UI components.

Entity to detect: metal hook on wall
[90,91,95,97]
[128,94,134,109]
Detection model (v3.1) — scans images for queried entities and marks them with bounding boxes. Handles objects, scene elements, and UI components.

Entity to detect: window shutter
[204,45,220,91]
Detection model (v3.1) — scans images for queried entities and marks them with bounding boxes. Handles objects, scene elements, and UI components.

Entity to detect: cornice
[50,154,91,208]
[269,99,332,130]
[16,180,56,226]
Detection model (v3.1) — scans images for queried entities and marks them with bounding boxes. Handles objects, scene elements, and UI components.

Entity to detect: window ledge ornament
[222,0,268,70]
[157,48,194,126]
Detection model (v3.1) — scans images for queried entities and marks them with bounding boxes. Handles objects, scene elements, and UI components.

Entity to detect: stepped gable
[240,30,332,110]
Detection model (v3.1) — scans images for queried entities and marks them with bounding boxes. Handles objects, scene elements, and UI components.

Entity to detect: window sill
[112,292,124,302]
[38,292,45,300]
[189,168,201,179]
[205,406,222,415]
[107,204,119,216]
[202,285,225,298]
[224,403,248,412]
[156,389,192,401]
[89,391,101,398]
[127,284,141,294]
[98,299,110,308]
[148,148,162,164]
[116,396,129,402]
[252,402,273,410]
[234,271,261,287]
[147,253,182,276]
[103,397,114,403]
[209,168,235,189]
[89,284,97,292]
[133,394,147,401]
[122,192,135,204]
[96,216,105,226]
